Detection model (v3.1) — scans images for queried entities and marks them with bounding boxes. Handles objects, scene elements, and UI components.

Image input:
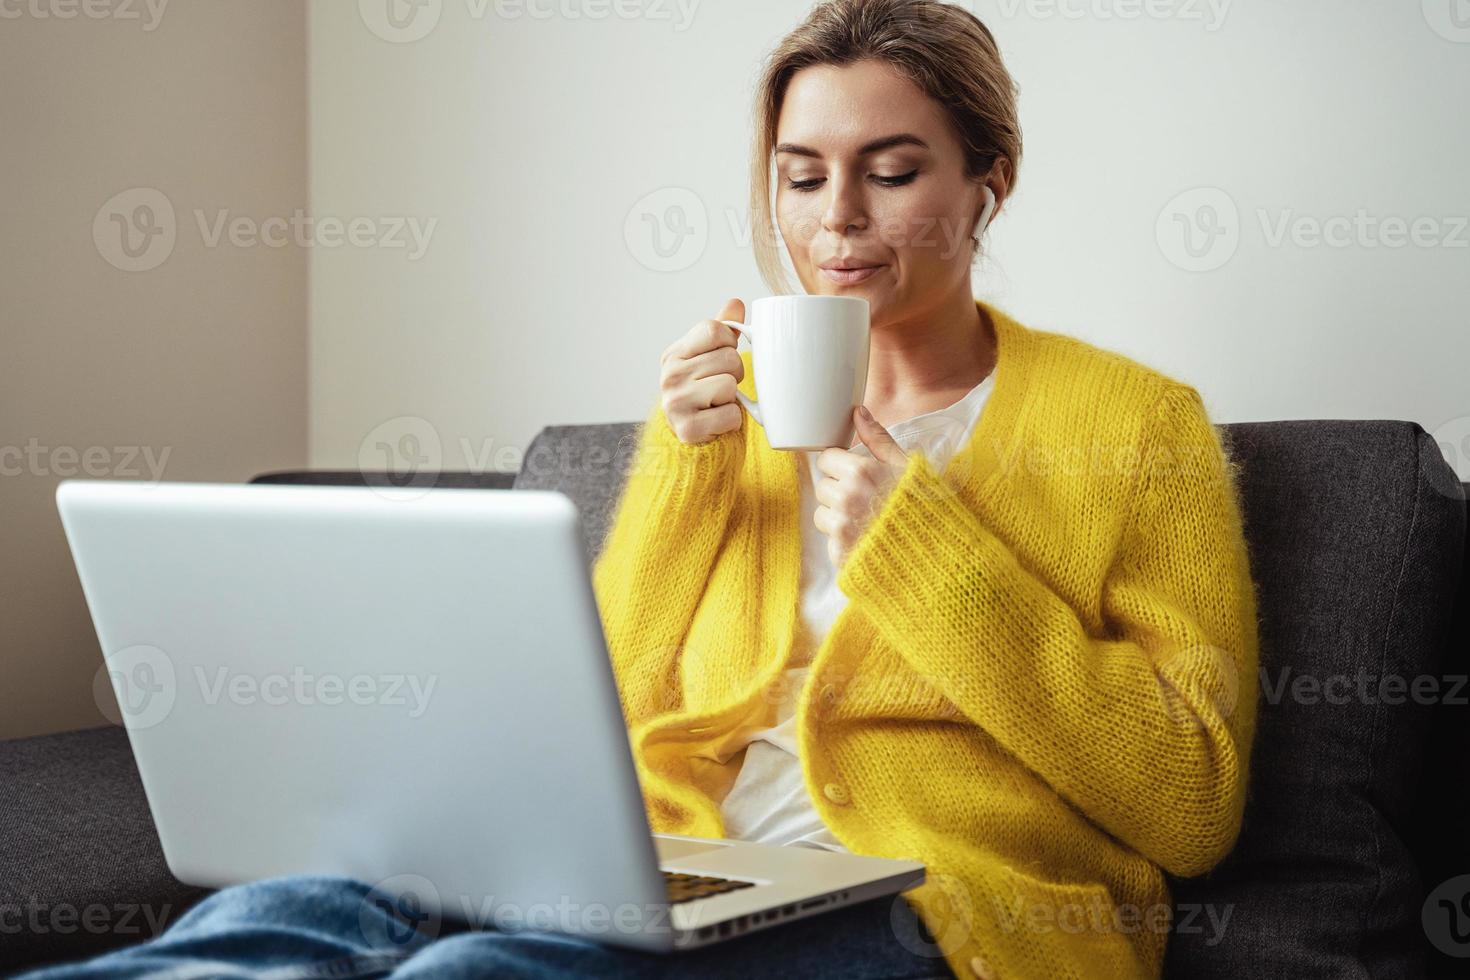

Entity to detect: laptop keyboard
[663,870,757,905]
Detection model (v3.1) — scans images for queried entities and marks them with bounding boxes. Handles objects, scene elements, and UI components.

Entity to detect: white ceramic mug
[723,295,870,451]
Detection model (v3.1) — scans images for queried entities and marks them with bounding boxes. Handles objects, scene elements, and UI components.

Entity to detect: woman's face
[774,59,994,326]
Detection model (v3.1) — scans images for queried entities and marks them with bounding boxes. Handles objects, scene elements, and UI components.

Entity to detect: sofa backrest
[1161,421,1464,978]
[1415,479,1470,978]
[512,423,644,563]
[252,469,517,490]
[514,419,1468,977]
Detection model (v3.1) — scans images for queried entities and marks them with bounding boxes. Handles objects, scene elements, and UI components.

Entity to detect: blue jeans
[18,875,956,979]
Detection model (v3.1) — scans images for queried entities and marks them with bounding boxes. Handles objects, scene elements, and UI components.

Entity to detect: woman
[25,1,1257,978]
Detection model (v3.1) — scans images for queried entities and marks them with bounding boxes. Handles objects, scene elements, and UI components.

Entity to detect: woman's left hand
[813,405,909,569]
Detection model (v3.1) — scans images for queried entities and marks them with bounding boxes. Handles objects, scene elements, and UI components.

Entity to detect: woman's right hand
[658,298,748,446]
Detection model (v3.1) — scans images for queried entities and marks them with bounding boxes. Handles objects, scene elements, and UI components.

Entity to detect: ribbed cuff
[836,449,991,616]
[632,397,747,487]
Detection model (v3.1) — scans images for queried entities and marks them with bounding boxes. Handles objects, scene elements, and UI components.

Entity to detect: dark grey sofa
[3,418,1466,978]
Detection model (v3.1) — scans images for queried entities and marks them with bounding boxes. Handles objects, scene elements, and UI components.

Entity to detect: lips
[819,258,885,285]
[820,264,884,285]
[819,256,883,270]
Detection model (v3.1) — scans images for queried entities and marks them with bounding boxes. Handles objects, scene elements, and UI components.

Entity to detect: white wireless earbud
[973,185,998,240]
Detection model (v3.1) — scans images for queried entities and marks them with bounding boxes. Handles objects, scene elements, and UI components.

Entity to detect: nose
[820,171,870,238]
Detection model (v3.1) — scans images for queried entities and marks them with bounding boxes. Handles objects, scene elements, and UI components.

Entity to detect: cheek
[776,194,822,253]
[874,191,972,270]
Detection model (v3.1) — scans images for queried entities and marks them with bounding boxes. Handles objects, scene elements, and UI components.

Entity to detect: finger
[664,313,742,363]
[813,475,843,510]
[813,504,838,538]
[667,374,738,416]
[664,324,734,364]
[814,447,870,482]
[705,296,746,349]
[854,406,907,467]
[811,449,876,487]
[716,296,745,327]
[686,402,743,442]
[681,345,745,384]
[685,373,740,409]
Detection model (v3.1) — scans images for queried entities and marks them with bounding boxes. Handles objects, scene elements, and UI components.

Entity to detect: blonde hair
[749,0,1023,293]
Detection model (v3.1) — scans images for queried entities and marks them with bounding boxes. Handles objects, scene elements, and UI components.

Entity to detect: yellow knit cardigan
[591,300,1260,980]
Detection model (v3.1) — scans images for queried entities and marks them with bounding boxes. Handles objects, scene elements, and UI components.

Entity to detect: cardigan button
[822,782,850,806]
[969,953,996,979]
[818,683,837,707]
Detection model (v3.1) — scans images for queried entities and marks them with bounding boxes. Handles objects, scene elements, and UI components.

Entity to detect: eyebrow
[774,133,930,158]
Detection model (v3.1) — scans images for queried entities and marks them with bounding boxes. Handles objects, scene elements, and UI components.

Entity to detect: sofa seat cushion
[0,725,212,973]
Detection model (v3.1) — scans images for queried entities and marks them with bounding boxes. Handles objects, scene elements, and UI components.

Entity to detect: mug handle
[720,319,762,427]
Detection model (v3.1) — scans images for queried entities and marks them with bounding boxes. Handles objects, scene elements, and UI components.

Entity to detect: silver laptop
[55,479,925,954]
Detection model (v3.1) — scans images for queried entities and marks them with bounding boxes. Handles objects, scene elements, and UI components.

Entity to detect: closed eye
[785,170,920,193]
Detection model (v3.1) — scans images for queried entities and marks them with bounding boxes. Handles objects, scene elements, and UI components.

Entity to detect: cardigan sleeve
[591,395,747,731]
[835,382,1260,879]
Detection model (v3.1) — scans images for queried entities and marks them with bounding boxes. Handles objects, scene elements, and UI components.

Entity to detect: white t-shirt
[717,370,997,852]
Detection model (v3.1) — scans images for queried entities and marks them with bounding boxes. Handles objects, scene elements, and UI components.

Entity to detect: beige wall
[0,1,308,739]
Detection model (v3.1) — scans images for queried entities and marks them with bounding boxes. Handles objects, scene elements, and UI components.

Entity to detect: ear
[973,185,998,239]
[972,159,1014,237]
